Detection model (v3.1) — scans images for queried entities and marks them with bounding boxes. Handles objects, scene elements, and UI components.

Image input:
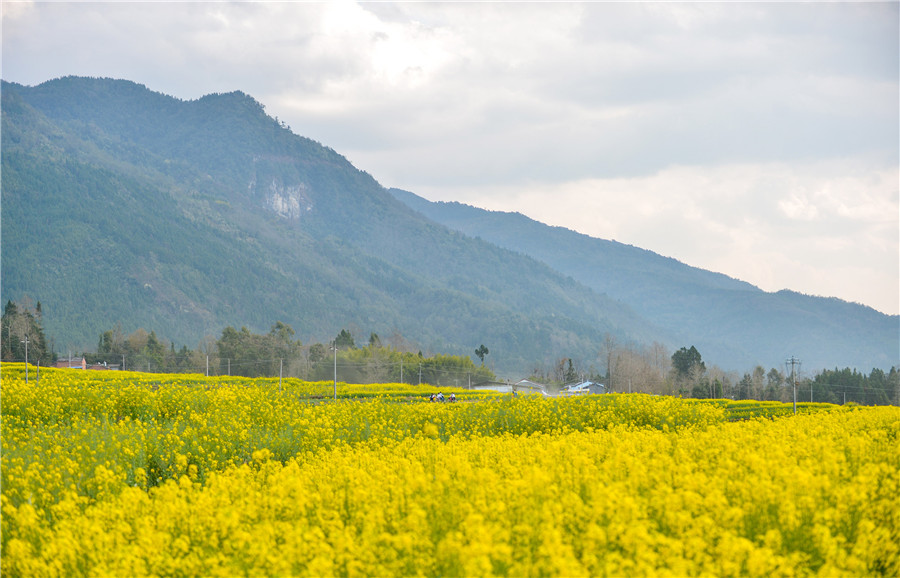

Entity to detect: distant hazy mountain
[389,189,899,371]
[2,76,670,376]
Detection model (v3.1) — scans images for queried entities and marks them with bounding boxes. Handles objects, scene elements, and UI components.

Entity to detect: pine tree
[1,299,53,363]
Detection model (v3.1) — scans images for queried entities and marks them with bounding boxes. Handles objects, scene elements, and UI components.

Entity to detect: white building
[560,381,606,395]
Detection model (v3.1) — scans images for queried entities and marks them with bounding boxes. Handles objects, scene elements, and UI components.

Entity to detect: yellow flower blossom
[2,363,897,577]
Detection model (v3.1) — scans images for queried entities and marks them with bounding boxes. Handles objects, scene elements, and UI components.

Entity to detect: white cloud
[2,1,897,314]
[778,194,820,222]
[414,159,899,314]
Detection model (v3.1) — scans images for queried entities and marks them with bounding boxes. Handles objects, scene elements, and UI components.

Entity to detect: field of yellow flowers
[2,363,898,576]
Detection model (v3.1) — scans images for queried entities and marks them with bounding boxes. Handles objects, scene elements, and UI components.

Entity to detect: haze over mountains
[389,189,899,372]
[2,76,897,375]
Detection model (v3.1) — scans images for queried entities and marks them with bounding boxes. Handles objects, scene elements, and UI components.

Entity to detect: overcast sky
[3,2,898,315]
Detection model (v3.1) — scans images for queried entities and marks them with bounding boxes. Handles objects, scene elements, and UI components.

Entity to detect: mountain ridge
[387,189,898,371]
[2,76,670,376]
[2,76,896,374]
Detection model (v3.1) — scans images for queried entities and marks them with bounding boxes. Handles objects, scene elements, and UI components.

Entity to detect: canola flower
[2,364,898,577]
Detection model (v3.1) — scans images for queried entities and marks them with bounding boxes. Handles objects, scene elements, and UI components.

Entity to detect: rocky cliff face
[263,178,312,221]
[248,170,314,222]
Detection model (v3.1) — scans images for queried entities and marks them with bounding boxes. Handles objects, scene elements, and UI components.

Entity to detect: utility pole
[400,357,403,384]
[786,356,801,415]
[418,364,422,386]
[279,358,283,393]
[332,340,337,400]
[21,336,29,384]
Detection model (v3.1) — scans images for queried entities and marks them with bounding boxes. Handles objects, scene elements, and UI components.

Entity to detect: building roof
[562,380,606,393]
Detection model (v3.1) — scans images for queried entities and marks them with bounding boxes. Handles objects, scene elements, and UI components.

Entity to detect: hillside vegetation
[2,76,896,374]
[2,77,662,375]
[390,189,899,370]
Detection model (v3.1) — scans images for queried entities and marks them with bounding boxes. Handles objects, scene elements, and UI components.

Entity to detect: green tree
[335,329,355,350]
[216,322,301,377]
[309,343,327,364]
[736,373,753,400]
[671,346,705,384]
[692,378,722,399]
[1,298,53,364]
[269,322,301,358]
[217,326,263,376]
[2,300,20,360]
[142,330,167,371]
[888,367,900,405]
[565,358,578,384]
[809,366,896,406]
[553,357,578,384]
[97,324,126,359]
[475,344,489,366]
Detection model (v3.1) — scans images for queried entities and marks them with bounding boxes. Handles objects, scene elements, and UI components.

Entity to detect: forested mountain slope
[389,189,899,371]
[1,77,666,375]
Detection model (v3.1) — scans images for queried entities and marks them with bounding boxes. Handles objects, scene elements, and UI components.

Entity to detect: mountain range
[389,189,898,372]
[2,76,897,375]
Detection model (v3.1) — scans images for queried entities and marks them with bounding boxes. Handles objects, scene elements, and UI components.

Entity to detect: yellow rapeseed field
[2,364,898,576]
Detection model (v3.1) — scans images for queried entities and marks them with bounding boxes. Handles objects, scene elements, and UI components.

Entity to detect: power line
[786,356,801,414]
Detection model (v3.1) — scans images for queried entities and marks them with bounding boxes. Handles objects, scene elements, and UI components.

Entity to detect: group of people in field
[429,392,456,402]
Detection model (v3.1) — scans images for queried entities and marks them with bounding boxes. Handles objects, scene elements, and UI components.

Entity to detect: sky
[3,1,898,315]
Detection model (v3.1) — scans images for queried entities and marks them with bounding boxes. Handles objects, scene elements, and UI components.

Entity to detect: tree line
[1,299,53,365]
[526,333,898,405]
[90,322,495,386]
[668,346,898,406]
[1,300,494,386]
[1,299,896,403]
